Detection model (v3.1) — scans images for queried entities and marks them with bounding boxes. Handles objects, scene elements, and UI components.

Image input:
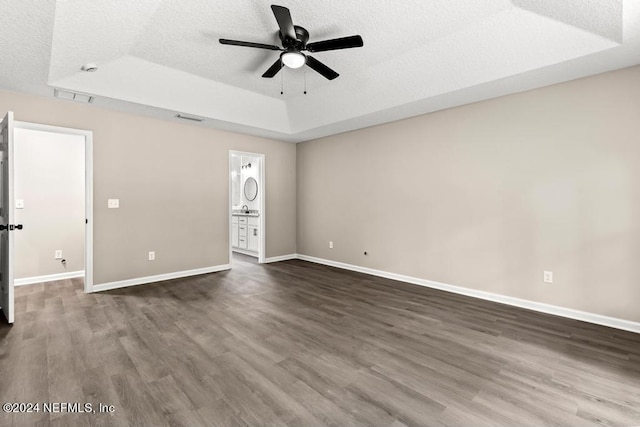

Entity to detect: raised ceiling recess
[1,1,637,142]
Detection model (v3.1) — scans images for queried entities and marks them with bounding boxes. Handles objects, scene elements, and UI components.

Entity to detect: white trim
[13,120,94,293]
[258,154,265,264]
[15,271,85,286]
[296,254,640,334]
[228,152,233,269]
[264,254,298,263]
[92,264,230,293]
[85,132,93,293]
[232,248,258,257]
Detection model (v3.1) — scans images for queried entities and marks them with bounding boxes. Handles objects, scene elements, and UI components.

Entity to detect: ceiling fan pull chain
[281,69,284,95]
[304,69,307,95]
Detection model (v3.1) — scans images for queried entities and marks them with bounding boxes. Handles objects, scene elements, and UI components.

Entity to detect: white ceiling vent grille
[54,88,94,103]
[175,113,204,122]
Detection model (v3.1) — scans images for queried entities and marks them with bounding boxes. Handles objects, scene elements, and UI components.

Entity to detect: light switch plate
[108,199,119,209]
[55,250,63,259]
[15,199,24,209]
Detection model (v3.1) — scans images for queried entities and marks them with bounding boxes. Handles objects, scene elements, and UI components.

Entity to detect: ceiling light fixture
[281,51,305,69]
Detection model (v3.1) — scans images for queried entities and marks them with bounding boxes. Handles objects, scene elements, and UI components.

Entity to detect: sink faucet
[241,205,249,212]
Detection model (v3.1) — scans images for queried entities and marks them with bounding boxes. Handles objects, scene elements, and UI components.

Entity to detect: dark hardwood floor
[1,254,640,426]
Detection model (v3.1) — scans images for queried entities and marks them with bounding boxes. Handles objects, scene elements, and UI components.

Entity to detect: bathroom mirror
[244,177,258,201]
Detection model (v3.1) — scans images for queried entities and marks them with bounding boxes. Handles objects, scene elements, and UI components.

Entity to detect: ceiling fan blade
[262,58,284,78]
[306,35,363,52]
[305,55,339,80]
[219,39,281,50]
[271,5,296,40]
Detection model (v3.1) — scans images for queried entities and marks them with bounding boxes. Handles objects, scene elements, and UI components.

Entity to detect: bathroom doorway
[229,151,265,265]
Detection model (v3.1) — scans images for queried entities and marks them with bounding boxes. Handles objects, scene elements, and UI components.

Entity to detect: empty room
[1,1,639,426]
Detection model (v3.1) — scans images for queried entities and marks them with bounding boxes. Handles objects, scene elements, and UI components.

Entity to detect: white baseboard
[92,264,230,293]
[15,270,85,286]
[264,253,298,263]
[296,254,640,334]
[232,248,258,257]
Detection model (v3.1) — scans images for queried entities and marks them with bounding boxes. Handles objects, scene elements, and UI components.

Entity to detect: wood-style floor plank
[1,253,639,426]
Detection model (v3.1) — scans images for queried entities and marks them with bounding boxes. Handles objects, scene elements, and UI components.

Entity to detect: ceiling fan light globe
[282,51,306,69]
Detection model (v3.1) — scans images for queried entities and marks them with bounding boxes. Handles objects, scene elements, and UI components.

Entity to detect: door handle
[0,224,23,231]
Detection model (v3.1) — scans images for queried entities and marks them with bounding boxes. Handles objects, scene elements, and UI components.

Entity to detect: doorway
[229,151,265,265]
[13,126,89,289]
[12,121,93,292]
[1,115,93,323]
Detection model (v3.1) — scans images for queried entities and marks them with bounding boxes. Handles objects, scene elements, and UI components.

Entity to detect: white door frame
[228,150,266,264]
[13,121,94,293]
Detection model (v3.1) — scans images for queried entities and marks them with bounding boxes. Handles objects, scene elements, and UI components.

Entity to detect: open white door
[0,112,16,324]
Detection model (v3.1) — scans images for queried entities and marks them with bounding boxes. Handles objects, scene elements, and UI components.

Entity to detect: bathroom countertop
[232,211,260,217]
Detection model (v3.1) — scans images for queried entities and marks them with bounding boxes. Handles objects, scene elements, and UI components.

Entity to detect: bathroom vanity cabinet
[232,214,259,254]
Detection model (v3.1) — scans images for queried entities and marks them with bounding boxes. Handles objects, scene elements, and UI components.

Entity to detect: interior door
[0,112,15,324]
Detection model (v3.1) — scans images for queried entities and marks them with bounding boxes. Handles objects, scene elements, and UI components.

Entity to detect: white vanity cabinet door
[231,216,239,248]
[248,225,259,252]
[232,223,239,247]
[247,217,259,252]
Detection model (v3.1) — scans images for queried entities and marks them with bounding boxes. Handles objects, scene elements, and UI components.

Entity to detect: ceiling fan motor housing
[280,25,309,50]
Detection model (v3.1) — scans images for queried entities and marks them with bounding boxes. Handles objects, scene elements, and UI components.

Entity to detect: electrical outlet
[148,251,155,261]
[108,199,119,209]
[543,271,553,284]
[15,199,24,209]
[54,250,63,259]
[329,241,333,249]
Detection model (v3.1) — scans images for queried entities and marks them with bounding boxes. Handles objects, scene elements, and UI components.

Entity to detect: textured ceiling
[1,0,638,142]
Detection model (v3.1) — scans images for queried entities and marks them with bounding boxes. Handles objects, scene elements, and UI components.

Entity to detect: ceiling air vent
[54,89,94,103]
[175,113,205,122]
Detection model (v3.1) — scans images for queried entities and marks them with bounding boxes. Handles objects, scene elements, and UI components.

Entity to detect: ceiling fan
[219,5,363,80]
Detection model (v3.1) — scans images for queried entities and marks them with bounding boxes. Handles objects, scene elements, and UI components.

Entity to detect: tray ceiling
[1,0,638,142]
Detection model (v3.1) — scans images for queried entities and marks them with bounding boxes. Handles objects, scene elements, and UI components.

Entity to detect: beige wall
[0,89,296,285]
[14,128,85,279]
[297,65,640,323]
